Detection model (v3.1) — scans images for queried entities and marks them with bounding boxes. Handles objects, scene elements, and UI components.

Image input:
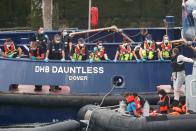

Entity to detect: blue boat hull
[0,58,193,94]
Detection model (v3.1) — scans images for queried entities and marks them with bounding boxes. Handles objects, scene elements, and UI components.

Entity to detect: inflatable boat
[0,92,164,125]
[78,105,196,131]
[0,120,80,131]
[78,64,196,131]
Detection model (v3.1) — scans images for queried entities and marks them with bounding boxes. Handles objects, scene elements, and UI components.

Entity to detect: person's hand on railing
[136,59,141,63]
[61,58,65,62]
[44,57,49,62]
[31,56,36,60]
[159,57,165,62]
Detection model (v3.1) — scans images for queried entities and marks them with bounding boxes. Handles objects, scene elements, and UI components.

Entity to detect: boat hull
[78,105,196,131]
[0,58,193,94]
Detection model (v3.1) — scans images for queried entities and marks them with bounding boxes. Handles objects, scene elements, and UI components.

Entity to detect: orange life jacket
[29,48,41,57]
[126,95,135,103]
[119,45,131,54]
[75,45,86,56]
[4,42,16,53]
[134,98,142,114]
[95,48,105,58]
[169,111,180,116]
[126,95,142,114]
[161,42,172,51]
[144,41,155,51]
[172,106,183,113]
[182,104,186,113]
[159,96,169,112]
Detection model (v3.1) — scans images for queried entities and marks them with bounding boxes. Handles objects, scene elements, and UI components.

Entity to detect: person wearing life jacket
[171,48,195,106]
[169,96,186,116]
[158,35,173,61]
[133,44,143,63]
[29,37,45,91]
[2,38,22,58]
[114,39,134,62]
[133,92,145,115]
[35,27,49,53]
[71,38,87,61]
[124,92,141,117]
[157,89,170,114]
[140,35,157,61]
[29,37,45,61]
[90,41,110,62]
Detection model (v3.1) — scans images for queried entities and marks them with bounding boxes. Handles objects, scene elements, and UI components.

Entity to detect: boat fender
[0,120,81,131]
[84,110,93,121]
[77,104,97,120]
[142,100,150,117]
[118,100,126,113]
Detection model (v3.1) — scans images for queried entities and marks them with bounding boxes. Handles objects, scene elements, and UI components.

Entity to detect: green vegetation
[0,0,181,30]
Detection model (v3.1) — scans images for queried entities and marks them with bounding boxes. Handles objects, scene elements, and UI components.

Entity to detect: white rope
[84,30,102,41]
[91,32,116,43]
[85,85,116,131]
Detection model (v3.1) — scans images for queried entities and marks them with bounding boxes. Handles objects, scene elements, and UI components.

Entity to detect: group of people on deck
[114,34,173,62]
[1,27,179,63]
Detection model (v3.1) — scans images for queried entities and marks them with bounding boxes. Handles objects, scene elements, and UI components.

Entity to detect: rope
[84,30,102,41]
[85,85,116,131]
[90,31,116,43]
[118,31,141,38]
[129,32,141,38]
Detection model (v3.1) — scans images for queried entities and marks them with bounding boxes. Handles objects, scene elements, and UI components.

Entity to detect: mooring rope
[84,30,102,42]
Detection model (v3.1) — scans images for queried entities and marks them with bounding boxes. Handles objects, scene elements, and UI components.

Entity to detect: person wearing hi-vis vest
[114,38,134,62]
[171,48,195,106]
[158,35,173,61]
[89,41,110,62]
[139,35,157,61]
[157,89,170,114]
[2,38,22,58]
[71,38,88,61]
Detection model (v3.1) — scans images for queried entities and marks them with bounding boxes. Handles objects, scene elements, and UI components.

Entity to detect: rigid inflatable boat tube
[0,93,163,107]
[78,105,196,131]
[0,120,80,131]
